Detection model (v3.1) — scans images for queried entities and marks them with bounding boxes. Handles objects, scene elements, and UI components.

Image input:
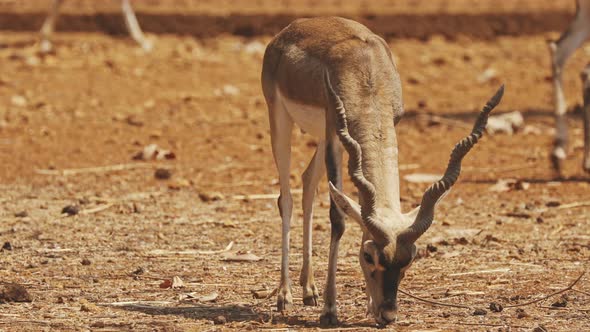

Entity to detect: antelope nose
[381,309,397,323]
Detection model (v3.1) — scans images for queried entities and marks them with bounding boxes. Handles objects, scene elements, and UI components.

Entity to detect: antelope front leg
[269,100,294,311]
[549,11,590,172]
[581,64,590,172]
[39,0,64,53]
[299,141,326,306]
[320,137,345,326]
[121,0,153,52]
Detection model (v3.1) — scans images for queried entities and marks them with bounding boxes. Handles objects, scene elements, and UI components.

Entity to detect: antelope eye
[363,252,374,264]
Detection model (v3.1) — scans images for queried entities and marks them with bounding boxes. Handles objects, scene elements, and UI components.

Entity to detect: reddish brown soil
[0,1,589,331]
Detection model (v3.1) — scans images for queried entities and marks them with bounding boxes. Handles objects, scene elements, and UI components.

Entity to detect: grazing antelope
[39,0,152,53]
[549,0,590,172]
[261,17,504,325]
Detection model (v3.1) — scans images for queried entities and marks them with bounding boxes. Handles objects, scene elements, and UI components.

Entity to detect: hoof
[319,312,339,326]
[39,40,54,54]
[303,294,318,306]
[276,291,293,312]
[550,149,565,176]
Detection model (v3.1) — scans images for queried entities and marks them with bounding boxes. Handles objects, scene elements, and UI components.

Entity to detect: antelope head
[326,73,504,324]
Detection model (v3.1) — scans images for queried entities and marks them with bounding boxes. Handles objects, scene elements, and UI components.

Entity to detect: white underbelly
[276,87,325,139]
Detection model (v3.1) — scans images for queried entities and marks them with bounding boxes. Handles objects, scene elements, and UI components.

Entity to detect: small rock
[168,178,191,190]
[551,296,567,308]
[426,243,438,252]
[132,266,146,275]
[14,211,28,218]
[80,299,98,312]
[546,200,561,207]
[11,95,27,107]
[489,302,503,312]
[536,217,544,224]
[154,168,172,180]
[61,205,80,216]
[2,242,13,251]
[477,67,497,83]
[199,192,225,202]
[515,308,528,318]
[133,144,175,161]
[81,258,92,266]
[0,283,32,303]
[213,315,227,325]
[486,111,524,135]
[222,85,240,96]
[472,308,487,316]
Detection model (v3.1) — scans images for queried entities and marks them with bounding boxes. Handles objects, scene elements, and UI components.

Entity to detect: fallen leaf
[180,291,218,302]
[171,276,184,289]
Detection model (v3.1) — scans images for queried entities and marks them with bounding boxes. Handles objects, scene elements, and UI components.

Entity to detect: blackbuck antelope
[40,0,152,53]
[550,0,590,172]
[261,17,504,325]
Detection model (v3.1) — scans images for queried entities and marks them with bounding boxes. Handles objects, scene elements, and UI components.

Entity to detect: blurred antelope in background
[261,17,504,325]
[39,0,152,53]
[549,0,590,173]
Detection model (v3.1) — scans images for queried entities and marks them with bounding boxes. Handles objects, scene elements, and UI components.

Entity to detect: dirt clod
[199,192,225,202]
[0,283,32,303]
[81,258,92,265]
[551,296,567,308]
[472,308,487,316]
[489,302,503,312]
[516,308,529,319]
[2,241,13,251]
[14,211,28,217]
[61,205,80,216]
[154,168,172,180]
[426,243,438,252]
[213,315,227,325]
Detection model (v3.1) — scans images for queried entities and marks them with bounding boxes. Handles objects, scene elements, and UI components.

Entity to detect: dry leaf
[171,276,184,288]
[180,291,218,302]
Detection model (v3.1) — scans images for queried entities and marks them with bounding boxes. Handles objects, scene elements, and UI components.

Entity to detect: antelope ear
[328,181,363,225]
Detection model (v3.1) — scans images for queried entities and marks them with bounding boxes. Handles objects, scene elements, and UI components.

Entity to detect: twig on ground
[505,271,586,308]
[264,287,278,300]
[147,241,234,256]
[572,288,590,296]
[556,201,590,210]
[98,301,175,307]
[35,162,164,176]
[80,203,114,215]
[0,320,51,325]
[449,268,510,277]
[464,163,534,173]
[398,288,471,309]
[232,189,302,201]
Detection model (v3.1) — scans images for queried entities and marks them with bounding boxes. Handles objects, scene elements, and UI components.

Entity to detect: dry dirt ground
[1,1,590,331]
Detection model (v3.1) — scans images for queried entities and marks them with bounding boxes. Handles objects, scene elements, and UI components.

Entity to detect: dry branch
[147,241,234,256]
[398,288,471,309]
[504,271,586,308]
[35,162,165,176]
